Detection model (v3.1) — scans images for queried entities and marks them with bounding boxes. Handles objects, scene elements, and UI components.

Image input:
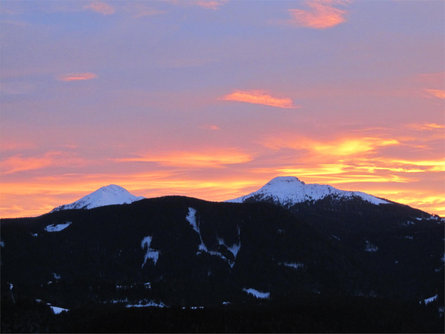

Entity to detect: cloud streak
[263,136,399,157]
[221,90,297,109]
[58,72,98,82]
[424,89,445,99]
[0,151,85,175]
[201,124,220,131]
[116,149,252,167]
[194,0,228,10]
[84,1,115,15]
[407,123,445,131]
[288,0,350,29]
[165,0,228,10]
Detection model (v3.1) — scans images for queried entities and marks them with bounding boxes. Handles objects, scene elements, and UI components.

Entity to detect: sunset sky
[1,0,444,218]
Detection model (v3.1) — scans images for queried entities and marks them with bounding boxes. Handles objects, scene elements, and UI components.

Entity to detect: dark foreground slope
[2,297,442,333]
[1,196,444,332]
[284,197,444,301]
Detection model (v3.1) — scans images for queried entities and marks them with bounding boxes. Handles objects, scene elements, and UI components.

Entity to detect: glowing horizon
[1,172,444,218]
[1,0,444,218]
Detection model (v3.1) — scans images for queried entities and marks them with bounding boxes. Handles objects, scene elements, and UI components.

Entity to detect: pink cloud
[194,0,228,10]
[84,1,115,15]
[164,0,227,10]
[58,72,98,82]
[201,124,221,131]
[221,90,297,109]
[288,0,350,29]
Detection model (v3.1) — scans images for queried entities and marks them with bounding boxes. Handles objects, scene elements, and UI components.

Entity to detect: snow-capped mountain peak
[227,176,388,206]
[52,184,145,212]
[265,176,305,186]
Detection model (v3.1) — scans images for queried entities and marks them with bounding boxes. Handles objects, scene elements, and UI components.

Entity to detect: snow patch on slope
[243,288,270,299]
[141,236,160,267]
[279,262,304,270]
[126,300,166,308]
[421,294,438,305]
[50,306,69,314]
[186,207,241,268]
[364,240,378,252]
[45,222,71,232]
[228,176,388,206]
[186,207,208,253]
[52,184,144,211]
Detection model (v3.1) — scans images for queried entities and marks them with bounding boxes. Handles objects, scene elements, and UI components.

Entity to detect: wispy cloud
[58,72,98,82]
[416,72,445,85]
[121,2,166,18]
[133,8,165,18]
[221,90,297,109]
[165,0,228,10]
[0,151,85,175]
[1,155,53,175]
[201,124,221,131]
[116,149,252,168]
[407,123,445,131]
[84,1,115,15]
[424,89,445,99]
[0,141,36,152]
[288,0,350,29]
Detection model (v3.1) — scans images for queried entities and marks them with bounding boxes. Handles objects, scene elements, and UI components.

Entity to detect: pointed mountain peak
[93,184,130,194]
[228,176,388,206]
[52,185,145,212]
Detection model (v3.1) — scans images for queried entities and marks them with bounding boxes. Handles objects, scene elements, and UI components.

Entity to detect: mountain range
[1,176,443,332]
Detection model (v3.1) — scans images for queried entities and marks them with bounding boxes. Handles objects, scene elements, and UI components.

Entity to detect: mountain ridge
[228,176,389,207]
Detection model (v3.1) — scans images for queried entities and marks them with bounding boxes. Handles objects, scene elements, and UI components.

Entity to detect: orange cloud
[58,72,97,82]
[424,89,445,99]
[264,136,399,157]
[288,0,350,29]
[116,149,252,167]
[310,138,399,156]
[84,1,115,15]
[1,155,54,175]
[0,151,86,175]
[221,90,297,109]
[386,158,445,172]
[407,123,445,131]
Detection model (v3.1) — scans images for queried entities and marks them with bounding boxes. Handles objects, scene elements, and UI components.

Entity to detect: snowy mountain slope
[52,185,144,212]
[227,176,388,206]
